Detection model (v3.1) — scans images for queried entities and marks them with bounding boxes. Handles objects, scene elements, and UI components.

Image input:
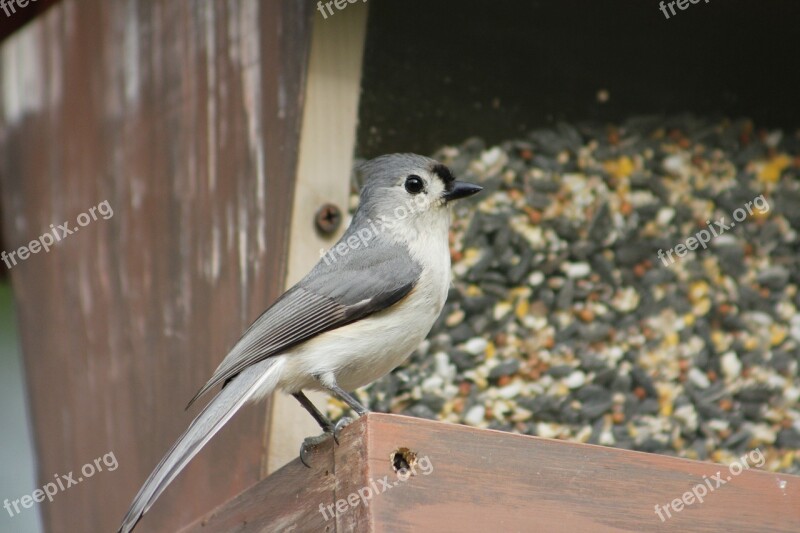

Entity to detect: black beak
[443,181,483,202]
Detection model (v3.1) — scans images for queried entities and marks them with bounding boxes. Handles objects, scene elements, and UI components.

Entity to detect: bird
[117,153,482,533]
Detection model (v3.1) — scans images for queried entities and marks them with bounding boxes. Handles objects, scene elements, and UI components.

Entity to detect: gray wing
[186,238,421,408]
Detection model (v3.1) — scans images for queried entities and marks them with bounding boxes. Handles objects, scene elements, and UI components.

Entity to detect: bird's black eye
[404,175,424,194]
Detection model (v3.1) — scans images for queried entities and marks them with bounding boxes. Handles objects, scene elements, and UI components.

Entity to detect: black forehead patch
[431,163,455,185]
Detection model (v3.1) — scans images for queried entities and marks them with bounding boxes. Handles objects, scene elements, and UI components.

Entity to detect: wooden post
[0,1,313,531]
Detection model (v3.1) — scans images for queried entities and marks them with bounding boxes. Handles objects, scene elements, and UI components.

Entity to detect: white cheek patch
[426,179,446,204]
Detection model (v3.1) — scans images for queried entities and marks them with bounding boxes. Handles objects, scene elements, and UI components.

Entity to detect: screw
[315,203,342,235]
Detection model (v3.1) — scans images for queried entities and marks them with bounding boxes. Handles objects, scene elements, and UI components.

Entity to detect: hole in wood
[390,447,417,476]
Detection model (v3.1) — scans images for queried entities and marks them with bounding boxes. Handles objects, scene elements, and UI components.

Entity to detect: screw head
[314,203,342,235]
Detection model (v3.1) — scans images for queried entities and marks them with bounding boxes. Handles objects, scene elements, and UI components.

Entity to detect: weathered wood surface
[0,1,312,531]
[184,413,800,532]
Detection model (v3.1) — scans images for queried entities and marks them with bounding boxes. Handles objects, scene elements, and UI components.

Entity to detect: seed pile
[332,116,800,474]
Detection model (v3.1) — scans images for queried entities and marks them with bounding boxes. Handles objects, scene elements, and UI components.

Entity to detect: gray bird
[117,153,482,532]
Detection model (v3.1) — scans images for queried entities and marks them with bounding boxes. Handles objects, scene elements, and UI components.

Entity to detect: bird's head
[354,154,482,230]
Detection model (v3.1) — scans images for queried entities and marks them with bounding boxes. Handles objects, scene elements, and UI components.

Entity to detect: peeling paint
[79,259,94,319]
[209,223,221,281]
[205,2,217,192]
[130,176,146,210]
[238,204,248,311]
[2,24,46,126]
[124,0,141,106]
[239,2,267,258]
[46,10,63,109]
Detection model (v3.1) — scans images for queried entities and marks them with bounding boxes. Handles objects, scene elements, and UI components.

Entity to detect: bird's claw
[299,433,331,468]
[333,416,355,445]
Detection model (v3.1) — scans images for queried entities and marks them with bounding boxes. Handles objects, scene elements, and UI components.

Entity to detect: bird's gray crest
[356,153,439,183]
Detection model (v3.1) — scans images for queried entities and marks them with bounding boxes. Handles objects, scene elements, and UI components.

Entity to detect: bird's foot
[299,432,332,468]
[333,416,357,444]
[299,413,369,467]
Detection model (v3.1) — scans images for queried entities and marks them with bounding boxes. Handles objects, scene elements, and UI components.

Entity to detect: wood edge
[365,412,800,483]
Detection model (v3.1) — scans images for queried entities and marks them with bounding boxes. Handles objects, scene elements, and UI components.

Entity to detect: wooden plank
[182,416,370,533]
[364,415,800,532]
[183,413,800,532]
[266,2,369,475]
[179,437,339,533]
[0,1,312,531]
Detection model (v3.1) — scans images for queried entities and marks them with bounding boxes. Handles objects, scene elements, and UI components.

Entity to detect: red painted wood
[0,1,312,530]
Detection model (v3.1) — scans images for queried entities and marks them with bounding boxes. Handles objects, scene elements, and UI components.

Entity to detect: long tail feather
[118,357,282,533]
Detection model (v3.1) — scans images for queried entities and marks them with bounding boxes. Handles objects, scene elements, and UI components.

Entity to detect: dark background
[357,0,800,157]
